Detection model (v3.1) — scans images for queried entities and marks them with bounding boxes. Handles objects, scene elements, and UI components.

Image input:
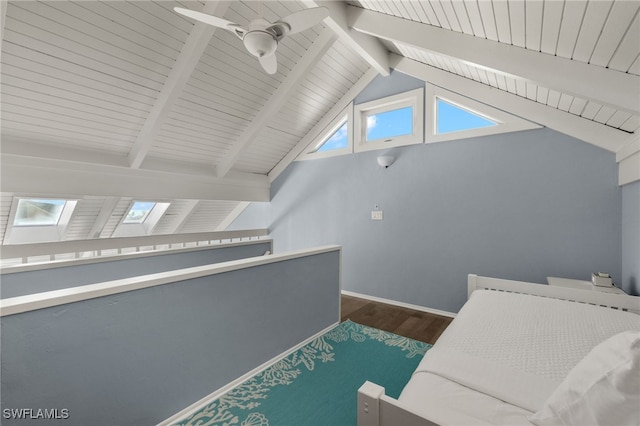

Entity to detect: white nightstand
[547,277,627,295]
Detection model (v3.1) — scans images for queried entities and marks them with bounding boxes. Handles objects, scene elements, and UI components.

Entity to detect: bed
[358,274,640,426]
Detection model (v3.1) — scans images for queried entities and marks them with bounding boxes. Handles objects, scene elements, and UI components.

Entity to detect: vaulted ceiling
[1,0,638,243]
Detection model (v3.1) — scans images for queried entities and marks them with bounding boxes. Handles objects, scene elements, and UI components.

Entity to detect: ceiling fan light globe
[243,31,277,58]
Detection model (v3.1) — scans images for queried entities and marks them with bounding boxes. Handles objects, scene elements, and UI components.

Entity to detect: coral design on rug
[174,320,430,426]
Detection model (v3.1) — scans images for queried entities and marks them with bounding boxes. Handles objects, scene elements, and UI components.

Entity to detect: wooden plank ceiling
[0,0,638,242]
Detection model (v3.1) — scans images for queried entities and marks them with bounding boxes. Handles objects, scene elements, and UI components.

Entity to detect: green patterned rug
[173,320,431,426]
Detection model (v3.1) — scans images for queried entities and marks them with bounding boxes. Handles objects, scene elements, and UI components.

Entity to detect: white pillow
[530,330,640,426]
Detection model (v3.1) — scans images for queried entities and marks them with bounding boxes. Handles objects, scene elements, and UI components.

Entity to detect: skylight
[316,121,348,153]
[13,199,66,226]
[436,98,496,134]
[366,106,413,141]
[123,201,156,224]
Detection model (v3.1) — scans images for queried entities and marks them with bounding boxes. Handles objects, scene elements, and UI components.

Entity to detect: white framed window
[425,85,540,144]
[13,199,67,226]
[123,201,156,224]
[297,103,353,161]
[112,200,171,237]
[354,88,424,153]
[5,198,78,244]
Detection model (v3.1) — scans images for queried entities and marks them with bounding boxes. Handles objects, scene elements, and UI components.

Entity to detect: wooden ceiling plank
[8,4,172,79]
[74,1,185,52]
[590,0,639,68]
[1,1,7,51]
[509,0,526,48]
[349,6,640,115]
[524,0,543,51]
[26,1,178,68]
[492,0,511,45]
[607,110,633,129]
[463,0,485,38]
[128,1,230,169]
[2,42,159,99]
[2,62,155,112]
[215,27,337,178]
[540,0,564,55]
[572,1,613,63]
[3,29,163,92]
[451,0,474,35]
[555,0,587,58]
[476,0,497,40]
[607,11,640,72]
[429,1,452,30]
[1,92,145,131]
[439,0,462,33]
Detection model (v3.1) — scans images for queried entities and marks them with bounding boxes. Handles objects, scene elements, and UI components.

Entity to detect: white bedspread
[406,290,640,413]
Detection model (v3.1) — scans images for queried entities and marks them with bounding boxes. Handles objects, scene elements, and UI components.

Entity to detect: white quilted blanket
[412,290,640,412]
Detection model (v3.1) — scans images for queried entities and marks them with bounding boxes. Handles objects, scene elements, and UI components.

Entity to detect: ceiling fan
[174,5,329,75]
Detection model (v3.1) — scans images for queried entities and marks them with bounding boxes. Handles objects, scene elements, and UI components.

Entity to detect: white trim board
[341,290,456,319]
[1,245,341,316]
[157,321,340,426]
[1,239,273,275]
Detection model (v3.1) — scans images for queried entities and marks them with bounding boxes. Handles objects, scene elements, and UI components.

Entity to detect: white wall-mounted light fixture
[377,155,395,168]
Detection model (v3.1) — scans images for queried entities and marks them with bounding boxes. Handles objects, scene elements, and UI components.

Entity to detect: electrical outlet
[371,210,383,220]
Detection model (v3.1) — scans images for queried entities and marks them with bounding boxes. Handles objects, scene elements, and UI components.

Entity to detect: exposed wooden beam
[269,68,378,182]
[216,27,337,178]
[618,134,640,185]
[88,197,120,239]
[301,0,389,76]
[215,201,250,231]
[170,200,200,234]
[348,6,640,116]
[617,134,640,162]
[1,154,270,202]
[128,1,230,169]
[392,54,631,153]
[619,152,640,186]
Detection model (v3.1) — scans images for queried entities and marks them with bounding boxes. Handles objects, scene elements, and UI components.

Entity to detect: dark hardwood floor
[340,294,454,345]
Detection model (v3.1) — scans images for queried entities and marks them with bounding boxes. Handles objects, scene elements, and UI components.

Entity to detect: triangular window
[426,85,540,143]
[316,121,348,153]
[297,103,353,161]
[436,98,496,134]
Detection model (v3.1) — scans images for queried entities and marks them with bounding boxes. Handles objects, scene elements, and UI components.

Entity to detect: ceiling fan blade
[275,7,329,35]
[259,54,278,75]
[174,7,242,32]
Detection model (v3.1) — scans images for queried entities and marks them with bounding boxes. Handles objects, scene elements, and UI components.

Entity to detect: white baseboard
[341,290,456,318]
[158,321,340,426]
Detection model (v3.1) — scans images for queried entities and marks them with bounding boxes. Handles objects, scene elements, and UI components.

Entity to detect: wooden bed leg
[358,381,385,426]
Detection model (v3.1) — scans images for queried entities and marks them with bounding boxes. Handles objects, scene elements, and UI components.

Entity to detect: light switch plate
[371,211,383,220]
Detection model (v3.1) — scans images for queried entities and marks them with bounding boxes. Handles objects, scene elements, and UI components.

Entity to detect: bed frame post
[358,381,384,426]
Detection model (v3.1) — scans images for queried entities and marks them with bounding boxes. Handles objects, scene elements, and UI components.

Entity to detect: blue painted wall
[622,180,640,295]
[266,129,621,312]
[231,71,623,312]
[1,241,272,298]
[1,250,340,425]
